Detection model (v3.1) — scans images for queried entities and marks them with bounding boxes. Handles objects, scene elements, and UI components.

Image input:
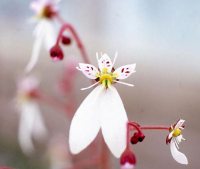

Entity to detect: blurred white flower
[17,76,47,155]
[26,0,60,72]
[166,119,188,165]
[69,53,136,158]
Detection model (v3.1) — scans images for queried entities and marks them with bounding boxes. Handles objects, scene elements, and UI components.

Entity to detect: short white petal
[114,64,136,80]
[78,63,99,79]
[167,131,174,141]
[99,86,128,158]
[69,85,103,154]
[170,139,188,165]
[174,119,185,129]
[97,53,113,72]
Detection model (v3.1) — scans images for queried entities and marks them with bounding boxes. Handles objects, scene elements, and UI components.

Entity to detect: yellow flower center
[172,128,182,137]
[37,5,55,19]
[98,68,117,88]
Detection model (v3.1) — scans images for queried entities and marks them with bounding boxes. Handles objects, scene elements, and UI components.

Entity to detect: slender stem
[129,121,169,132]
[55,14,90,64]
[128,122,143,134]
[140,126,169,131]
[126,122,130,149]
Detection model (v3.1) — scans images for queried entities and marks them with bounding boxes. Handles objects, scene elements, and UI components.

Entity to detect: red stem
[140,126,169,131]
[126,122,130,149]
[55,15,90,63]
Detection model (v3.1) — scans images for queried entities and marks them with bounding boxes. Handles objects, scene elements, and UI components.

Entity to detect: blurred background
[0,0,200,169]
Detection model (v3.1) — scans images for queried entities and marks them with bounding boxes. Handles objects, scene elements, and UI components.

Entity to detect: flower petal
[170,138,188,165]
[25,22,45,73]
[114,64,136,80]
[69,86,103,154]
[100,86,128,158]
[43,20,56,50]
[97,53,113,72]
[18,101,39,154]
[32,105,48,140]
[78,63,99,79]
[174,119,185,129]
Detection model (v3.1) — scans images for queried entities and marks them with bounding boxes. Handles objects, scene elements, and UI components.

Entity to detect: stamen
[112,52,118,67]
[81,82,99,91]
[114,81,134,87]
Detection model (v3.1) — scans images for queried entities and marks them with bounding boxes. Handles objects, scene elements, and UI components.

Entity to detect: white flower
[17,76,47,154]
[69,53,136,158]
[166,119,188,165]
[26,0,60,72]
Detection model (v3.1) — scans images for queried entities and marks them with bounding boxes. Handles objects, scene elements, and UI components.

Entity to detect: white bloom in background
[17,76,47,155]
[26,0,60,72]
[166,119,188,165]
[69,53,136,158]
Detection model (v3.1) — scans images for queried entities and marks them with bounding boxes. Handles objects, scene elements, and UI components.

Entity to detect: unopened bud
[120,149,136,169]
[131,132,145,144]
[50,45,64,61]
[61,36,71,45]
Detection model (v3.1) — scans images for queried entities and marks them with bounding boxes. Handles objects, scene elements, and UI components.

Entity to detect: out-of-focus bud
[0,167,14,169]
[120,149,136,169]
[61,35,71,45]
[50,45,64,61]
[130,132,145,145]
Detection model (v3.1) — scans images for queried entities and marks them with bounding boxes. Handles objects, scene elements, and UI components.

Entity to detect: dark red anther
[120,149,136,169]
[50,45,64,61]
[61,35,71,45]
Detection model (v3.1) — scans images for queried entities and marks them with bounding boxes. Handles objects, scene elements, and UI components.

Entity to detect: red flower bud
[61,35,71,45]
[120,149,136,169]
[131,132,145,144]
[50,45,64,61]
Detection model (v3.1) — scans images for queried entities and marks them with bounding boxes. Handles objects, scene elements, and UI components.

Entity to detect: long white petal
[18,102,37,154]
[69,85,104,154]
[32,104,48,140]
[170,138,188,165]
[25,22,45,73]
[43,20,56,50]
[99,86,128,158]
